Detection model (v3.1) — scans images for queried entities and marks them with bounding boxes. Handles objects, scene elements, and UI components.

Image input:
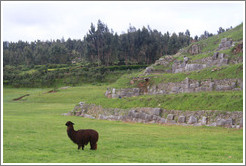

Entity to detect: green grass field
[3,86,243,163]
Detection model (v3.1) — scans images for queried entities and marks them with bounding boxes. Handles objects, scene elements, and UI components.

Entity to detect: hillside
[106,23,243,98]
[4,23,244,129]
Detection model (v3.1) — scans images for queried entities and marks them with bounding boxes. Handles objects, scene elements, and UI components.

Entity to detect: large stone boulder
[178,116,186,123]
[201,117,208,125]
[217,38,233,51]
[166,114,176,123]
[149,108,161,116]
[143,66,154,75]
[239,118,243,128]
[185,64,207,72]
[188,116,198,124]
[188,44,201,55]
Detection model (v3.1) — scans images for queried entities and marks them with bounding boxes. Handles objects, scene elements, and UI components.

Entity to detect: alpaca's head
[65,121,74,126]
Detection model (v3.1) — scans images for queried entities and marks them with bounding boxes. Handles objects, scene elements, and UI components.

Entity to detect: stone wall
[105,78,243,98]
[217,38,233,51]
[105,88,141,98]
[106,37,243,99]
[62,102,243,128]
[187,44,201,55]
[172,52,230,73]
[144,38,243,76]
[148,78,243,95]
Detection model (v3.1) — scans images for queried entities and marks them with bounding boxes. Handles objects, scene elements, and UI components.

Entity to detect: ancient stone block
[128,110,136,117]
[171,87,181,93]
[201,117,208,125]
[145,114,153,121]
[189,44,201,55]
[188,116,198,124]
[240,118,243,128]
[209,82,215,90]
[155,116,162,122]
[218,38,233,50]
[144,67,154,75]
[152,115,159,120]
[212,52,219,60]
[225,40,232,47]
[130,112,139,119]
[167,114,174,120]
[216,119,226,126]
[150,108,161,116]
[139,112,146,119]
[185,64,207,72]
[178,116,186,123]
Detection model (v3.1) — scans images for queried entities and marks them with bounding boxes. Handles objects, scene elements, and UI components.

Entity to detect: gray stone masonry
[217,38,233,51]
[63,102,243,129]
[107,78,242,98]
[178,116,186,123]
[188,116,198,124]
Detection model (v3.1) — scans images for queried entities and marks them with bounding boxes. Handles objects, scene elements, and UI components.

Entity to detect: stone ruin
[106,37,243,99]
[148,78,243,95]
[105,77,242,98]
[105,87,140,99]
[62,102,243,129]
[93,37,244,128]
[188,44,201,55]
[217,38,233,51]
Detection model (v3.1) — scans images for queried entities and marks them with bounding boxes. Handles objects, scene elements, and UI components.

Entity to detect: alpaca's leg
[93,143,97,150]
[90,142,97,150]
[78,145,81,150]
[82,145,84,150]
[90,142,94,150]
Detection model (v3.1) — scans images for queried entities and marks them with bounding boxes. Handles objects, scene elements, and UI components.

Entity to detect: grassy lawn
[3,86,243,163]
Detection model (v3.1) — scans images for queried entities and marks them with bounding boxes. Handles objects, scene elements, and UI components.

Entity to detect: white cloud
[2,1,244,42]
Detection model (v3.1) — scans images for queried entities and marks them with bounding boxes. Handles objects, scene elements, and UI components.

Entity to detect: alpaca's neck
[67,126,77,142]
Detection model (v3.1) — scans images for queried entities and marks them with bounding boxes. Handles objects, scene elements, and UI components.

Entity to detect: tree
[194,35,198,41]
[163,32,170,55]
[185,29,190,37]
[168,33,180,55]
[217,27,225,34]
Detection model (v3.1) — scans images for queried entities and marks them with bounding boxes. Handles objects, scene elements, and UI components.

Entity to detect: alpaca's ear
[72,122,74,125]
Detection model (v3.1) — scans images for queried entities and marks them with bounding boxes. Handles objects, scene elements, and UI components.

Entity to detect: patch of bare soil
[13,94,30,101]
[47,90,57,93]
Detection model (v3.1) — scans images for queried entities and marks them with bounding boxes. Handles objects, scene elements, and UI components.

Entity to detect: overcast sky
[2,1,245,42]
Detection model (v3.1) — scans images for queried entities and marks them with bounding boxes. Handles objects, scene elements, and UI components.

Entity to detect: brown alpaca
[65,121,99,150]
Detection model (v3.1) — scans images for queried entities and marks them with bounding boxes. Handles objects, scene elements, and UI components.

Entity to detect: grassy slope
[109,63,243,92]
[4,85,242,111]
[108,24,243,113]
[3,87,243,163]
